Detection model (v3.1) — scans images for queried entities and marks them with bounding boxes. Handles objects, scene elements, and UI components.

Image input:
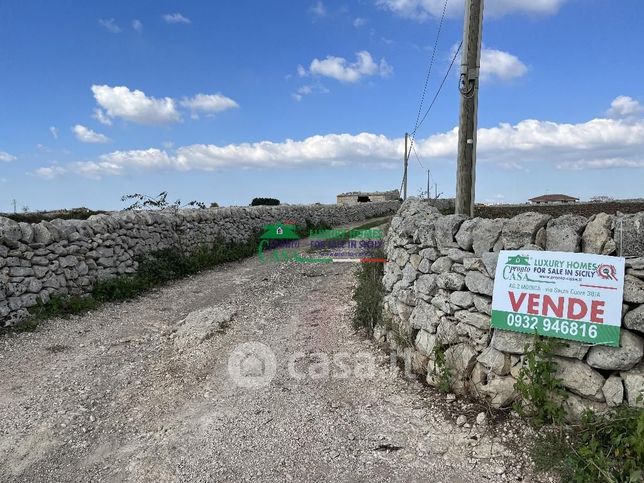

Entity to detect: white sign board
[491,250,625,347]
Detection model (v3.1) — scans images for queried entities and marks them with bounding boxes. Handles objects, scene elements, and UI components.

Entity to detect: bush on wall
[250,198,280,206]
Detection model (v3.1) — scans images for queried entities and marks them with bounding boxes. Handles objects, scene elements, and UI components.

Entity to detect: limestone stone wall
[379,198,644,415]
[0,201,400,327]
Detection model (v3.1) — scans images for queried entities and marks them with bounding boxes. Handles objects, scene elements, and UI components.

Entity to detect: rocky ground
[0,221,543,482]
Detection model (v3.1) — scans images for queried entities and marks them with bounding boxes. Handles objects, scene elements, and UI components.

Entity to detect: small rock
[475,412,487,425]
[456,415,467,426]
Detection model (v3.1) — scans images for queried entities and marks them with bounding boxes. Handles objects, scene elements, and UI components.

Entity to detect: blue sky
[1,0,643,211]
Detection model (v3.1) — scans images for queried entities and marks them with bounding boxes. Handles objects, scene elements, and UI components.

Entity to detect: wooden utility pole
[426,170,430,200]
[403,133,409,200]
[455,0,484,217]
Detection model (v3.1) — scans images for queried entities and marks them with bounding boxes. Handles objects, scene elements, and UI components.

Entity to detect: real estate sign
[491,251,625,347]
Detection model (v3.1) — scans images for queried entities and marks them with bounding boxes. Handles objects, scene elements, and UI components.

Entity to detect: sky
[0,0,643,212]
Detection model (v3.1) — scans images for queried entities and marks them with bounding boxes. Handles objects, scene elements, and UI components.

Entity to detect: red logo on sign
[596,264,617,281]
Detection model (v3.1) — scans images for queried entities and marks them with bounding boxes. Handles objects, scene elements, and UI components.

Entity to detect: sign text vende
[491,251,625,347]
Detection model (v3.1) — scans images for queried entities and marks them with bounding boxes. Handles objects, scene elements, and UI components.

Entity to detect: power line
[410,0,450,142]
[411,143,424,169]
[415,40,462,133]
[403,0,454,201]
[404,41,461,194]
[412,143,436,187]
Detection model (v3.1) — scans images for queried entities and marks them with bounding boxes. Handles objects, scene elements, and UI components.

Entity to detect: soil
[0,220,543,482]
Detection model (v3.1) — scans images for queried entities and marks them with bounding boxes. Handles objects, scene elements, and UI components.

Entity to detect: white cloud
[292,84,330,101]
[180,93,239,118]
[606,96,643,119]
[76,149,174,178]
[377,0,567,20]
[558,158,644,170]
[34,166,66,179]
[34,96,644,178]
[163,13,191,24]
[99,18,121,33]
[49,126,59,139]
[72,124,111,144]
[480,47,528,81]
[0,150,16,162]
[91,85,181,125]
[303,51,393,83]
[310,1,327,17]
[353,17,367,28]
[132,19,143,32]
[93,108,113,126]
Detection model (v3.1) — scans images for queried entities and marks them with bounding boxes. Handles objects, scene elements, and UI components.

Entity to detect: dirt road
[0,223,534,482]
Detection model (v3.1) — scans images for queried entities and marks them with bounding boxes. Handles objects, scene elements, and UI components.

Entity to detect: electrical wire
[415,40,462,133]
[412,143,436,190]
[411,143,424,169]
[403,39,461,197]
[410,0,450,142]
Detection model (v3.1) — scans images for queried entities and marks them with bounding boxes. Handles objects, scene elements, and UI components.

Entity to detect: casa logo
[596,264,617,281]
[260,223,300,240]
[502,254,532,281]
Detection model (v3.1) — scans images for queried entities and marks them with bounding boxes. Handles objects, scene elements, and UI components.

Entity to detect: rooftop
[529,194,579,202]
[337,189,400,197]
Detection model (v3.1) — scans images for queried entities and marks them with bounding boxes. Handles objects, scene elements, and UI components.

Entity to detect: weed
[430,344,452,393]
[10,234,261,331]
[351,248,385,336]
[515,333,644,482]
[389,324,413,350]
[531,405,644,483]
[320,217,390,240]
[513,334,567,426]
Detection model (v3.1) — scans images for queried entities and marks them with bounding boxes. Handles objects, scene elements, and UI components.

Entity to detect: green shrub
[250,197,280,206]
[513,334,644,482]
[430,344,452,393]
[513,334,568,426]
[14,234,261,331]
[532,405,644,483]
[352,249,385,335]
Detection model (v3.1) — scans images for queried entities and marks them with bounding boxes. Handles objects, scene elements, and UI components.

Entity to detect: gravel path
[0,222,536,482]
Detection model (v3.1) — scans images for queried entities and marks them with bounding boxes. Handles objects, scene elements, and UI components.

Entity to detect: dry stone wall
[379,198,644,415]
[0,201,400,327]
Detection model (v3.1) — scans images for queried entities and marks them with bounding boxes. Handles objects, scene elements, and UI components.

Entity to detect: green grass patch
[352,248,385,336]
[9,234,262,332]
[347,217,390,233]
[6,218,340,332]
[513,334,568,427]
[531,406,644,483]
[514,334,644,482]
[430,344,452,393]
[310,217,390,241]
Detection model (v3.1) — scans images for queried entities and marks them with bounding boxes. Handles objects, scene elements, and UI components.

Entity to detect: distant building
[528,194,579,204]
[336,189,400,205]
